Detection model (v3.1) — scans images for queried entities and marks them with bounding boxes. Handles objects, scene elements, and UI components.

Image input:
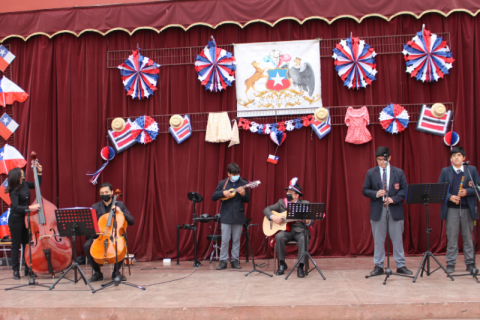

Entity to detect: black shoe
[88,272,103,282]
[466,264,475,272]
[24,268,37,278]
[370,266,384,276]
[13,270,20,280]
[230,260,241,269]
[446,265,455,274]
[276,262,288,276]
[396,267,413,275]
[216,260,228,270]
[297,266,305,278]
[112,272,126,281]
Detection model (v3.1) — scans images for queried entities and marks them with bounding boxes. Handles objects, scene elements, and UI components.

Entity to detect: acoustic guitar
[220,180,261,200]
[262,210,295,237]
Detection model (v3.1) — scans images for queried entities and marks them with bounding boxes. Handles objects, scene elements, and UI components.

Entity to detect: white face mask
[231,175,240,182]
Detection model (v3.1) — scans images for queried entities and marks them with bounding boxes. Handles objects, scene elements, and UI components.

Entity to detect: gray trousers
[371,207,406,268]
[446,207,474,266]
[220,223,243,261]
[275,230,307,264]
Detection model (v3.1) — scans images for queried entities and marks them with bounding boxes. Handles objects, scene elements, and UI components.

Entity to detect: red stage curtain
[4,12,480,261]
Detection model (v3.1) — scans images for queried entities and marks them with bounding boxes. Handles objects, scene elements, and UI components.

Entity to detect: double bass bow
[25,152,72,275]
[90,189,128,265]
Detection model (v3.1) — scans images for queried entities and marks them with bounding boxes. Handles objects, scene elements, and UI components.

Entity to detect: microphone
[384,153,388,163]
[463,161,470,166]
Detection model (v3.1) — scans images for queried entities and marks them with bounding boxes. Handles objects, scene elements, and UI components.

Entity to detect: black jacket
[91,200,135,226]
[9,176,42,221]
[438,165,480,220]
[212,178,250,224]
[362,165,407,221]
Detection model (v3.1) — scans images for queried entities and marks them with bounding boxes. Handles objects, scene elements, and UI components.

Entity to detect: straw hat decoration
[431,103,447,118]
[314,107,329,123]
[169,115,184,128]
[111,118,126,132]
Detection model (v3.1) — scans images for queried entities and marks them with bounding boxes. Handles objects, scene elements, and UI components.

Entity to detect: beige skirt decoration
[205,112,232,143]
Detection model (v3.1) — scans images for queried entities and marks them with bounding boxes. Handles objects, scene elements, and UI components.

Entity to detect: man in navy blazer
[438,146,480,273]
[362,146,412,276]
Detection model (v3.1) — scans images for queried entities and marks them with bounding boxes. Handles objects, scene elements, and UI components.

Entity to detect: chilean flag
[0,179,11,205]
[0,46,15,72]
[0,144,27,175]
[0,77,29,107]
[0,209,11,239]
[267,155,279,164]
[0,113,18,140]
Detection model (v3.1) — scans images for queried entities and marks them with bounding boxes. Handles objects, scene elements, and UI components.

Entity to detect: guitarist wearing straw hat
[212,163,250,270]
[263,178,312,278]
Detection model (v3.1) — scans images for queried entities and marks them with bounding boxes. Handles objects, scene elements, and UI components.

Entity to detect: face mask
[100,194,112,202]
[231,175,240,182]
[286,193,294,202]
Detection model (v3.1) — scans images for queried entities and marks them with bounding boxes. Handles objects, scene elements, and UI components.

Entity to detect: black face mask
[100,194,112,202]
[286,193,294,202]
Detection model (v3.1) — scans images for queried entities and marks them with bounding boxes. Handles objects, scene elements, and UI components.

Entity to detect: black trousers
[8,216,29,272]
[275,229,308,264]
[83,237,123,273]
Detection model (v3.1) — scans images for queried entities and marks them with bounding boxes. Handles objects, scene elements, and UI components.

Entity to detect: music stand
[245,223,273,278]
[284,203,326,280]
[405,183,454,282]
[50,207,99,293]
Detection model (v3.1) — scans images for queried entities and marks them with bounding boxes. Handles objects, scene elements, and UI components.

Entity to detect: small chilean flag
[0,179,11,205]
[267,155,279,164]
[0,209,11,239]
[0,46,15,72]
[169,115,192,144]
[0,113,18,140]
[0,77,29,107]
[0,144,27,175]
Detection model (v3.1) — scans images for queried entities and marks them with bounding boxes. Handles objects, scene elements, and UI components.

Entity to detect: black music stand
[50,208,98,292]
[245,222,273,278]
[284,203,326,280]
[405,183,454,282]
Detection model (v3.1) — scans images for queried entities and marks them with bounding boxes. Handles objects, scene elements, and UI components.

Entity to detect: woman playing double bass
[6,162,42,280]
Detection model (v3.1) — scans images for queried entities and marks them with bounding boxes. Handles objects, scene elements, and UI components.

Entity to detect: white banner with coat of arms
[234,39,322,117]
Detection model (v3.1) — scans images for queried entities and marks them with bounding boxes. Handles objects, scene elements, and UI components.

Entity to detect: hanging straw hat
[169,114,184,128]
[431,103,446,118]
[111,118,126,132]
[314,107,329,123]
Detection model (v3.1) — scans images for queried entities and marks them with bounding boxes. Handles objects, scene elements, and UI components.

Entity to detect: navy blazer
[362,165,407,221]
[438,165,480,220]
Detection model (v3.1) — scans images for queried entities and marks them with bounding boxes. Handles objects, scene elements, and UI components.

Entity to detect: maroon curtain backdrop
[3,12,480,261]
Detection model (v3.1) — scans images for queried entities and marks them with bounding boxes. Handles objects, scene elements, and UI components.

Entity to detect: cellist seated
[83,182,135,282]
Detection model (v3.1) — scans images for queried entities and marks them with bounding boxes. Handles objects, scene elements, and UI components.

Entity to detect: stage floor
[0,255,479,320]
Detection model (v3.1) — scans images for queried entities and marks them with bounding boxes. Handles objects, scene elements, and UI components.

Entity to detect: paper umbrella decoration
[130,115,159,144]
[379,104,410,134]
[118,49,160,99]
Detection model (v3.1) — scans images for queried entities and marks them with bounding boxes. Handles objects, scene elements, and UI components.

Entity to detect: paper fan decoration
[332,35,377,89]
[87,146,115,185]
[444,131,459,146]
[194,36,236,92]
[130,115,159,144]
[118,49,160,99]
[402,25,454,82]
[379,104,409,134]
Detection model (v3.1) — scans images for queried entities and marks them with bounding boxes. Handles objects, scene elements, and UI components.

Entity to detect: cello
[90,189,128,265]
[25,152,73,275]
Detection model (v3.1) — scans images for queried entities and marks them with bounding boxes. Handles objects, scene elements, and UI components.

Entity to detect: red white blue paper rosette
[118,49,160,99]
[332,36,377,89]
[194,36,236,92]
[130,115,159,144]
[379,104,409,134]
[444,131,459,146]
[402,25,454,82]
[87,146,115,185]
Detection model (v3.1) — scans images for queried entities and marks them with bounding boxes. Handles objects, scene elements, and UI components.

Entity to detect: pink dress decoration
[345,106,372,144]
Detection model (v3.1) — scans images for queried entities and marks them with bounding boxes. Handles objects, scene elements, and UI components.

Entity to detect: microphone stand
[451,163,479,282]
[5,209,50,290]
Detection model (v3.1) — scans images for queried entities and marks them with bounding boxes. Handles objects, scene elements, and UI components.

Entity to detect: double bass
[90,189,128,265]
[25,152,72,275]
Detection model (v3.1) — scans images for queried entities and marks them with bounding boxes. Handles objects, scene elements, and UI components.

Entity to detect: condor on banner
[234,40,322,117]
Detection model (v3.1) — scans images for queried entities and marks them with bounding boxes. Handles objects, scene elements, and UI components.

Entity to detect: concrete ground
[0,255,479,319]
